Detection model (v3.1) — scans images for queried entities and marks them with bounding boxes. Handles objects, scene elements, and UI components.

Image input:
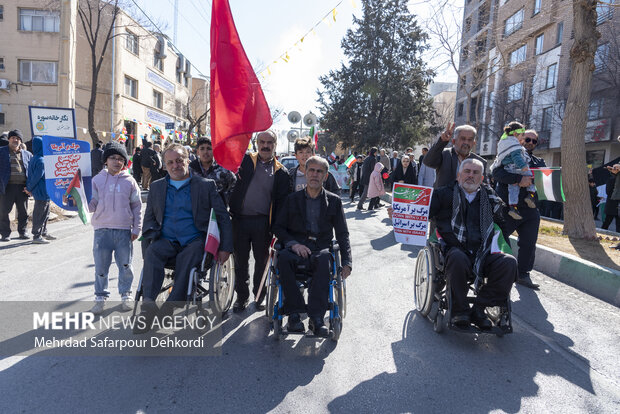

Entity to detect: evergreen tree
[317,0,436,150]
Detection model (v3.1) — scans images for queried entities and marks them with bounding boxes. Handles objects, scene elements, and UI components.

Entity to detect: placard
[391,183,433,246]
[29,106,77,139]
[42,135,91,210]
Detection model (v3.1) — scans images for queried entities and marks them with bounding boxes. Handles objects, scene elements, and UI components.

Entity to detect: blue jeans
[93,229,134,298]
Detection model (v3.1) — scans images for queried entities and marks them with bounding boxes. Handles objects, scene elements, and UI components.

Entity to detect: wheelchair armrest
[330,240,340,253]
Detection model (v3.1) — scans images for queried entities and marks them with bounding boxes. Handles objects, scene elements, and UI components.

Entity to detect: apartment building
[0,0,201,153]
[456,0,620,168]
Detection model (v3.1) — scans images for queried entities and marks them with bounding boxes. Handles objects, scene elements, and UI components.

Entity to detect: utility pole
[173,0,179,45]
[57,0,77,110]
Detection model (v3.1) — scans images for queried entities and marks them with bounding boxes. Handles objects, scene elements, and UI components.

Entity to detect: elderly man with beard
[423,123,487,188]
[428,158,516,330]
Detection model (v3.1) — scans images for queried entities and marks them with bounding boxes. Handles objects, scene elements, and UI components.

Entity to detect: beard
[460,180,480,193]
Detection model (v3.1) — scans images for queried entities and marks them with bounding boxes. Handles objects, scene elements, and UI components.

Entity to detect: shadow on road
[328,310,595,413]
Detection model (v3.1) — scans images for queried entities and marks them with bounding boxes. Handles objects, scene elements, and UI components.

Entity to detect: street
[1,201,619,413]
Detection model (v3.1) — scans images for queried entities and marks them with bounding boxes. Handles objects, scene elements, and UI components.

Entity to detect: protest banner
[42,135,91,210]
[330,163,350,190]
[391,183,433,246]
[29,106,77,139]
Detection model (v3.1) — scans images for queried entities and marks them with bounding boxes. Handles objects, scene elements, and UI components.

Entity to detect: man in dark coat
[423,123,487,188]
[132,147,142,185]
[274,156,351,336]
[0,130,32,241]
[493,129,546,290]
[140,141,158,190]
[430,158,515,329]
[135,143,233,334]
[357,147,377,210]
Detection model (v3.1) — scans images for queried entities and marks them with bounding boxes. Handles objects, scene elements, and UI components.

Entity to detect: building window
[507,81,523,102]
[535,34,544,55]
[176,58,182,83]
[19,9,60,32]
[0,5,4,21]
[457,102,464,117]
[0,57,4,71]
[594,43,609,73]
[544,63,557,89]
[125,31,139,55]
[504,9,524,37]
[596,0,614,25]
[153,53,163,71]
[153,90,163,109]
[124,76,137,98]
[533,0,542,16]
[588,98,604,120]
[0,113,4,125]
[488,91,495,109]
[478,5,490,30]
[462,46,469,61]
[465,17,472,32]
[556,22,563,44]
[19,60,57,83]
[510,44,527,66]
[541,107,552,131]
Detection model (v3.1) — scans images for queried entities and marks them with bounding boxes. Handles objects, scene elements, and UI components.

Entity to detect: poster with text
[43,135,91,210]
[29,106,77,139]
[392,183,433,246]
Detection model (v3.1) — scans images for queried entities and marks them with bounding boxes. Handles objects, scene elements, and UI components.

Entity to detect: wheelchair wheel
[265,257,278,319]
[334,254,347,319]
[414,247,434,317]
[209,254,235,314]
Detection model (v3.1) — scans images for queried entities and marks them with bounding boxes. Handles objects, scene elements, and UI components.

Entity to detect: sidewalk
[380,192,620,307]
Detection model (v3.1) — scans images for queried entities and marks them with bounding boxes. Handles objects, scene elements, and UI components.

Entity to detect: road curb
[510,237,620,307]
[383,192,620,307]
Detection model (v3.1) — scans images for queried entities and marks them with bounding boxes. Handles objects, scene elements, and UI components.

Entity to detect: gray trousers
[357,185,369,209]
[32,199,50,238]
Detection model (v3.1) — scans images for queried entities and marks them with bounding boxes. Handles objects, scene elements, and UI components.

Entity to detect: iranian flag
[310,126,319,150]
[328,152,337,162]
[532,168,565,202]
[65,169,90,225]
[205,208,220,255]
[490,223,513,254]
[345,154,356,168]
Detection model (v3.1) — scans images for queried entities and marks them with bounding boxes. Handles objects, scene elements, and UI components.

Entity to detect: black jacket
[288,165,340,193]
[361,154,376,186]
[605,175,619,216]
[229,153,290,226]
[90,148,104,176]
[423,138,488,188]
[274,189,352,268]
[493,151,546,209]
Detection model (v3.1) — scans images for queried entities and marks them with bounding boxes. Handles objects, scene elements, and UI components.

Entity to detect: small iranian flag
[490,223,513,254]
[205,208,220,255]
[345,154,356,168]
[310,126,319,150]
[328,152,337,162]
[532,168,565,202]
[65,169,90,225]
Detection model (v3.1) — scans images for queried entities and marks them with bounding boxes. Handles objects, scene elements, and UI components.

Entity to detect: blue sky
[132,0,459,138]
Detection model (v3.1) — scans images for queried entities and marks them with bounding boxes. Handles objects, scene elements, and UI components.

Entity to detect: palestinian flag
[532,168,565,202]
[345,154,356,168]
[490,223,512,255]
[205,208,220,255]
[65,169,90,225]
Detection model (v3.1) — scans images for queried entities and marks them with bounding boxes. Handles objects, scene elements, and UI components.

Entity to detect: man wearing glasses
[493,129,546,290]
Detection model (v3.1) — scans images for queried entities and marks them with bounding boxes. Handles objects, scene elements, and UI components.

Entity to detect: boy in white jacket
[88,141,142,314]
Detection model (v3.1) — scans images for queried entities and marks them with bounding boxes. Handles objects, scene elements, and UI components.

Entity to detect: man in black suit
[134,143,233,333]
[274,156,352,337]
[90,141,104,176]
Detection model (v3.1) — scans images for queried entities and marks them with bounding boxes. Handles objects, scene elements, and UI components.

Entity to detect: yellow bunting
[282,56,288,63]
[311,28,317,36]
[351,0,357,8]
[301,36,305,43]
[285,52,290,61]
[333,9,337,22]
[267,66,271,75]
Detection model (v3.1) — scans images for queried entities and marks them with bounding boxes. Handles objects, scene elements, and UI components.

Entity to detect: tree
[561,0,600,239]
[317,0,436,150]
[77,0,122,144]
[185,83,209,139]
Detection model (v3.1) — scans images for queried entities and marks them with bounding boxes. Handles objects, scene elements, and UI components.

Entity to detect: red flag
[210,0,272,173]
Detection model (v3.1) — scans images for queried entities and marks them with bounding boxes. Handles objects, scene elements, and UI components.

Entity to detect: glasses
[525,138,538,144]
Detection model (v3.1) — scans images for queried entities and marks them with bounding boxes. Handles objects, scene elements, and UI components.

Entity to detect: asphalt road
[1,200,619,413]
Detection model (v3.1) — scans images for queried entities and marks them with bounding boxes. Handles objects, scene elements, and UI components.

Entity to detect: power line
[127,0,210,79]
[165,0,211,46]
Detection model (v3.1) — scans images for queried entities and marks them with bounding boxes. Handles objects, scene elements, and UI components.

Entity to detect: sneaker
[42,234,57,240]
[89,299,106,315]
[16,234,30,240]
[0,236,10,242]
[508,206,523,220]
[32,237,50,244]
[524,192,537,209]
[121,295,134,311]
[286,313,305,333]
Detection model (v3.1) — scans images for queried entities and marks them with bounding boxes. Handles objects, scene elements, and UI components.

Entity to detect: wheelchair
[264,239,347,342]
[413,239,512,337]
[133,240,235,320]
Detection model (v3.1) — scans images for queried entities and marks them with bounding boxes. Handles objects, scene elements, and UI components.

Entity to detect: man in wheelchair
[273,156,352,337]
[429,158,516,330]
[134,144,233,334]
